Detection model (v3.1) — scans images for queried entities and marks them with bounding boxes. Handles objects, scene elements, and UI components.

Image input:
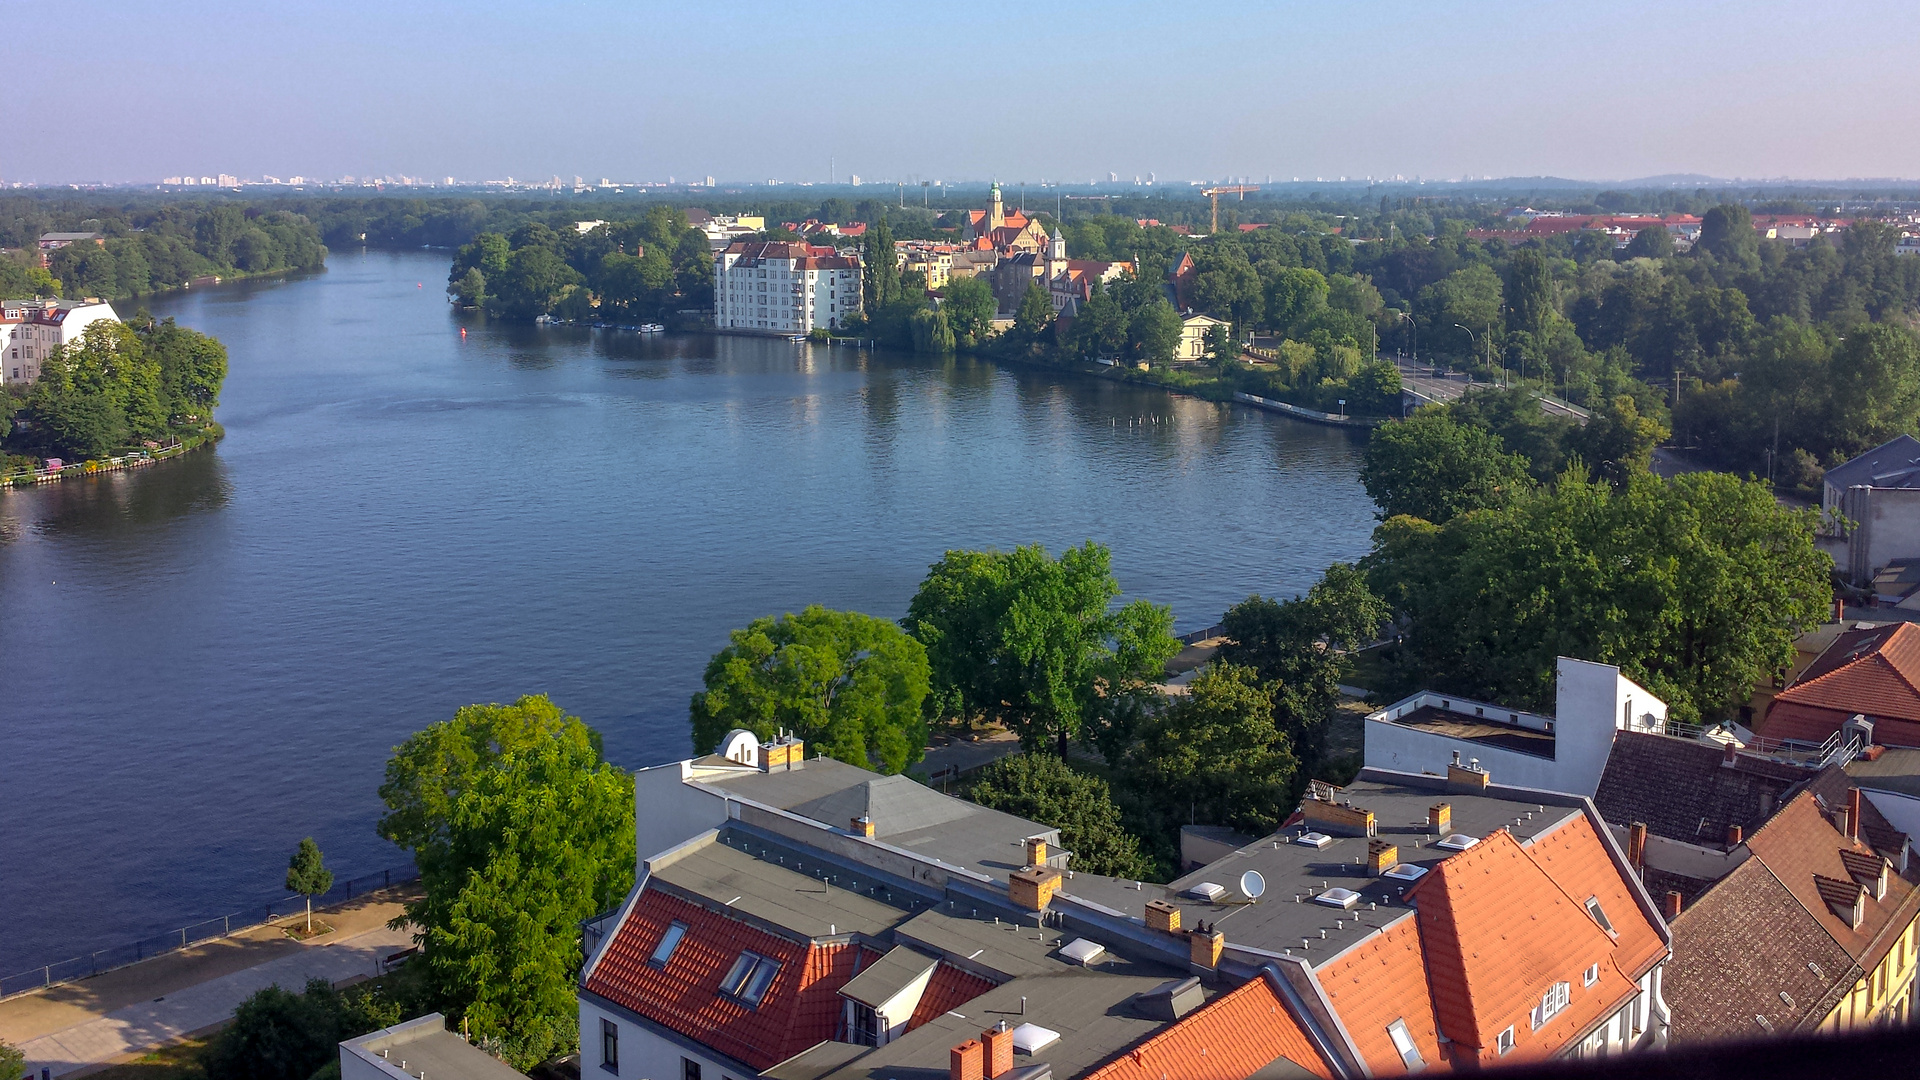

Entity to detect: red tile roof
[1766,624,1920,746]
[1742,791,1920,967]
[907,964,998,1030]
[1316,915,1440,1075]
[583,889,877,1070]
[1411,828,1645,1066]
[1081,974,1334,1080]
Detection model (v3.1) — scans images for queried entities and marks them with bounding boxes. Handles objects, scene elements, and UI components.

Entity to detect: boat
[639,323,665,333]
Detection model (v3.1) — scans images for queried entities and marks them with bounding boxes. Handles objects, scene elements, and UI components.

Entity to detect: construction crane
[1201,185,1259,234]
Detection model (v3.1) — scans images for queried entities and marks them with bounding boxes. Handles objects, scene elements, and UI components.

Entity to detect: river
[0,249,1376,976]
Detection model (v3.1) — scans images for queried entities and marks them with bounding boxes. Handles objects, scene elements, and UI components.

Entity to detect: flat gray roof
[1848,747,1920,799]
[345,1017,526,1080]
[839,945,938,1008]
[1387,705,1556,759]
[650,835,910,941]
[762,1040,872,1080]
[892,908,1077,982]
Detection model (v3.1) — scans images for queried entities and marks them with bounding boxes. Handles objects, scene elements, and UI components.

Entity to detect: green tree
[1360,406,1533,522]
[1,1037,22,1080]
[1417,265,1503,364]
[1347,360,1403,415]
[143,318,228,419]
[1573,393,1668,483]
[490,247,583,320]
[967,754,1148,878]
[1013,282,1054,344]
[377,696,634,1067]
[1622,225,1674,259]
[1070,280,1128,360]
[284,838,333,935]
[941,276,997,344]
[1264,267,1329,333]
[863,215,899,310]
[1218,564,1389,762]
[909,306,956,353]
[906,543,1179,757]
[1503,249,1555,338]
[449,267,487,307]
[1127,663,1299,838]
[1825,324,1920,455]
[201,980,346,1080]
[1696,204,1758,264]
[689,606,931,774]
[1203,322,1236,365]
[1127,298,1182,366]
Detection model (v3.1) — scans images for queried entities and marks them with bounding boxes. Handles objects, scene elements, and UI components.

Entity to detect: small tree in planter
[285,837,334,935]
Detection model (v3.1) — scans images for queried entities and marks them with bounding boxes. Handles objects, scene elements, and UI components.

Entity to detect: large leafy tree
[1127,298,1183,366]
[967,753,1148,878]
[1127,663,1299,839]
[1367,469,1831,723]
[906,542,1179,757]
[1218,564,1388,762]
[689,606,931,774]
[377,696,634,1067]
[1360,406,1533,522]
[862,214,899,310]
[1012,283,1054,345]
[941,276,997,344]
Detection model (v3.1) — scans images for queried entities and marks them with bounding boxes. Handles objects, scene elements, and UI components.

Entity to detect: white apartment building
[714,241,861,336]
[2,298,121,386]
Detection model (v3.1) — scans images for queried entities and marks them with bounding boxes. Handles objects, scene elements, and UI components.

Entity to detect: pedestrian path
[18,922,414,1079]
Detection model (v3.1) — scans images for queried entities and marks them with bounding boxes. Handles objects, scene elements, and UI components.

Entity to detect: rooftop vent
[1314,887,1361,909]
[1185,882,1226,902]
[1056,938,1106,966]
[1435,834,1479,852]
[1010,1023,1059,1054]
[1295,832,1333,849]
[1382,863,1429,882]
[1132,976,1204,1022]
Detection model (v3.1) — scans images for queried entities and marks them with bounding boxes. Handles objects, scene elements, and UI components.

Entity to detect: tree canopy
[6,317,227,463]
[376,695,634,1066]
[967,753,1148,879]
[1360,406,1534,522]
[689,605,931,774]
[1126,662,1300,839]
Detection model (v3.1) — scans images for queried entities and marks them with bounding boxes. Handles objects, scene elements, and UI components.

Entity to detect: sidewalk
[4,893,415,1079]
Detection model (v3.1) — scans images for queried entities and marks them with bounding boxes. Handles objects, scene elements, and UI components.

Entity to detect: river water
[0,249,1374,975]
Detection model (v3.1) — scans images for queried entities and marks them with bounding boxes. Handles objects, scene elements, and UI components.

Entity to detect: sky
[5,0,1918,186]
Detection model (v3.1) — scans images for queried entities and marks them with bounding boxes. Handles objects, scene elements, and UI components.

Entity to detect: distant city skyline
[5,0,1916,186]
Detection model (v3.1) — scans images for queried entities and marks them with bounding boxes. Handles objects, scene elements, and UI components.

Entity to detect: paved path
[17,922,414,1079]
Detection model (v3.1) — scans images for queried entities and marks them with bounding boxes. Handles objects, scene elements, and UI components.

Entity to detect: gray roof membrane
[839,945,939,1008]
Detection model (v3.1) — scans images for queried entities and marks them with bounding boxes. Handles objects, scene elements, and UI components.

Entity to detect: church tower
[989,182,1005,231]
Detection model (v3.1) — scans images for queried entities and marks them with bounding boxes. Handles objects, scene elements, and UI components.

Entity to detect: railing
[0,862,418,1001]
[1662,721,1862,769]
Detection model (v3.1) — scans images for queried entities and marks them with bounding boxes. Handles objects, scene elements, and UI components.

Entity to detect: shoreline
[4,431,221,489]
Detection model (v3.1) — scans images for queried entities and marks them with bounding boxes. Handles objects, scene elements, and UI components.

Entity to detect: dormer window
[719,950,781,1007]
[1529,982,1570,1029]
[1583,963,1600,987]
[1496,1027,1515,1055]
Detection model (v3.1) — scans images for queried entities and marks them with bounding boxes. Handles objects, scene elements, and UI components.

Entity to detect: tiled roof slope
[1080,974,1334,1080]
[1523,813,1667,981]
[1593,731,1807,845]
[1743,791,1920,966]
[1315,915,1441,1075]
[1802,765,1914,876]
[1411,829,1642,1066]
[582,889,877,1070]
[906,963,998,1029]
[1766,623,1920,745]
[1664,856,1858,1041]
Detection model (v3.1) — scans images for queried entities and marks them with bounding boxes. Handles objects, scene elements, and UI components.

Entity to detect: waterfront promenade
[2,894,414,1079]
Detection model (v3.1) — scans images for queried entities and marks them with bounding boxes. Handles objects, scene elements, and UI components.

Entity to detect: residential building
[714,242,861,336]
[339,1014,524,1080]
[1174,314,1226,362]
[1763,623,1920,748]
[963,183,1048,257]
[2,298,121,386]
[700,216,770,252]
[1364,657,1670,797]
[579,731,1669,1080]
[36,231,103,268]
[1823,436,1920,586]
[1663,789,1920,1042]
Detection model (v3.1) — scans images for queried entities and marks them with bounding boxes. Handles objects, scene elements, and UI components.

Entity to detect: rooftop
[1766,622,1920,743]
[1824,434,1920,492]
[340,1015,526,1080]
[1384,703,1556,759]
[648,833,909,941]
[1593,730,1810,845]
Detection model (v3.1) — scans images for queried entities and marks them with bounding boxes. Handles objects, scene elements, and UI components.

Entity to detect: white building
[2,298,121,386]
[714,241,861,336]
[1364,656,1670,797]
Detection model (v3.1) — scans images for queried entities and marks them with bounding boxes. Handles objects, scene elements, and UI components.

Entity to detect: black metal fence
[0,863,418,1000]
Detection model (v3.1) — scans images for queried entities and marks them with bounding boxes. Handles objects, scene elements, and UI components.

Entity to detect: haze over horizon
[5,0,1917,187]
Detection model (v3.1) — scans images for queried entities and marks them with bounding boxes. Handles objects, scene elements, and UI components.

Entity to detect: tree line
[2,316,228,466]
[445,210,713,321]
[0,201,326,301]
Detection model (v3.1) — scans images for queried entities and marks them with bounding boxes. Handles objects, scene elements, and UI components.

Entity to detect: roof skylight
[1434,834,1478,852]
[1295,832,1333,849]
[1383,863,1428,882]
[1314,887,1361,909]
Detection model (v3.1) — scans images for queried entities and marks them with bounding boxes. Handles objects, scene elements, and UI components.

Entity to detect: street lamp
[1397,311,1417,369]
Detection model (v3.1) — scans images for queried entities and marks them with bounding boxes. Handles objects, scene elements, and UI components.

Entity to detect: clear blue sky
[8,0,1916,185]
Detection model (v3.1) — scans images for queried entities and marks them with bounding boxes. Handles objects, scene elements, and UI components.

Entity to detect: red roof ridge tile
[1081,974,1334,1080]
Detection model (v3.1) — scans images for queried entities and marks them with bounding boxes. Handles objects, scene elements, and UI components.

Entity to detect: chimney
[853,816,875,838]
[1188,927,1224,976]
[1303,796,1376,837]
[1447,759,1490,793]
[1722,741,1738,767]
[981,1023,1013,1079]
[1429,803,1452,836]
[1368,839,1400,877]
[1145,899,1182,934]
[1024,836,1048,867]
[1664,890,1683,920]
[1848,788,1862,842]
[950,1040,983,1080]
[1628,822,1647,869]
[1726,824,1743,848]
[1009,866,1061,911]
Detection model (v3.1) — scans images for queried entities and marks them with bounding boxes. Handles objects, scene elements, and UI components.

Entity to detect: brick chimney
[950,1040,983,1080]
[1848,788,1862,842]
[1722,741,1738,767]
[1628,822,1647,869]
[1189,927,1225,975]
[1429,802,1452,836]
[1145,899,1181,933]
[852,816,875,838]
[1024,836,1048,866]
[981,1023,1013,1079]
[1446,759,1490,793]
[1664,890,1683,920]
[1368,839,1399,877]
[1009,866,1061,911]
[1726,824,1743,848]
[1303,794,1376,838]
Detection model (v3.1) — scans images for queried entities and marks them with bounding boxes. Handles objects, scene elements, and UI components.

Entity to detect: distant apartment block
[2,298,120,386]
[714,242,861,335]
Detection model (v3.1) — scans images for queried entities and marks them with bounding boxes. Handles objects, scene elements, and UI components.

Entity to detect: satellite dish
[1240,870,1266,901]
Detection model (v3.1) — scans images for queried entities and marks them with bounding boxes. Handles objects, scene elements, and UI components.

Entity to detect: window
[1531,982,1570,1029]
[851,1002,880,1047]
[682,1058,701,1080]
[1496,1027,1515,1055]
[719,951,781,1006]
[1585,896,1615,935]
[1584,963,1600,987]
[600,1019,619,1073]
[1385,1019,1424,1071]
[650,921,688,968]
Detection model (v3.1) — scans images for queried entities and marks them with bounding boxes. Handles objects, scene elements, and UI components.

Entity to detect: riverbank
[3,428,222,489]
